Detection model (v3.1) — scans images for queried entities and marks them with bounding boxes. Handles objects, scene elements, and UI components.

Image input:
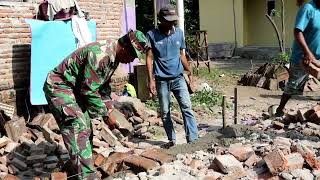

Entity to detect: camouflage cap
[127,30,149,59]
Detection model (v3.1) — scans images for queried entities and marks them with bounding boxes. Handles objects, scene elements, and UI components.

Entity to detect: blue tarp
[25,19,96,105]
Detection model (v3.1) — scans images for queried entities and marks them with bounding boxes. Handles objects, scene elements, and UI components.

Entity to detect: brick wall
[0,0,123,114]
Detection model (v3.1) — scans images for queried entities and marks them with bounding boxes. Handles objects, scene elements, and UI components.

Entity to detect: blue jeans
[156,74,198,143]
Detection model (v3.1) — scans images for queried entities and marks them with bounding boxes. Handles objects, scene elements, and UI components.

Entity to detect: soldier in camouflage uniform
[43,30,149,180]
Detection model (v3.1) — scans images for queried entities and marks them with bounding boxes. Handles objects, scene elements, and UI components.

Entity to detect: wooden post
[234,87,238,124]
[222,95,226,129]
[134,65,150,101]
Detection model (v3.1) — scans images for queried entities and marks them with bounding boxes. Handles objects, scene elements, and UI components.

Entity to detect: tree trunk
[265,14,284,53]
[281,0,286,53]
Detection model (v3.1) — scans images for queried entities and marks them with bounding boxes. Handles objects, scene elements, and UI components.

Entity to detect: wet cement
[165,124,259,156]
[165,123,320,156]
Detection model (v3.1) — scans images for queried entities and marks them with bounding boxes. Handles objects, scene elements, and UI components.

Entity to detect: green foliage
[136,0,199,35]
[136,0,156,34]
[191,89,223,109]
[197,67,242,84]
[179,0,200,33]
[272,51,291,65]
[145,98,160,111]
[145,89,223,114]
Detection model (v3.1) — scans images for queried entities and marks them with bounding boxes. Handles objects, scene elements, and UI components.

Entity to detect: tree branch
[265,14,284,53]
[281,0,285,53]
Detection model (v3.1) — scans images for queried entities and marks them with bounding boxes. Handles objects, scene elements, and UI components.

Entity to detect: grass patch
[145,98,160,111]
[144,67,237,113]
[145,88,223,114]
[196,67,242,83]
[191,89,223,109]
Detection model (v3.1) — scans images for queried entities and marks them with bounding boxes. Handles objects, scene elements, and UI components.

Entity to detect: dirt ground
[146,58,320,146]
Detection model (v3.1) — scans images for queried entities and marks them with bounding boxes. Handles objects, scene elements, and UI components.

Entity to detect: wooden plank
[134,65,150,102]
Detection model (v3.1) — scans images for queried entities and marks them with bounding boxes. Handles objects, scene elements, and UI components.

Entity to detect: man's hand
[104,112,118,130]
[149,79,156,95]
[188,74,196,93]
[187,74,196,94]
[303,51,316,65]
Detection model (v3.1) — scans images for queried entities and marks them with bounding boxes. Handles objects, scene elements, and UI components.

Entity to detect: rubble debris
[285,153,304,171]
[100,125,118,147]
[4,92,320,180]
[0,103,15,119]
[228,143,254,162]
[212,154,244,174]
[239,63,289,90]
[272,121,285,129]
[124,155,159,172]
[101,152,132,175]
[4,117,27,142]
[140,148,175,165]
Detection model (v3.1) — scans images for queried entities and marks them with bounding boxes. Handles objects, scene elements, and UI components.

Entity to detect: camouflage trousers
[44,83,96,180]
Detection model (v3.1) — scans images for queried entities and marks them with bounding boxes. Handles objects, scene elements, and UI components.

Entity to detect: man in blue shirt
[276,0,320,116]
[146,5,198,148]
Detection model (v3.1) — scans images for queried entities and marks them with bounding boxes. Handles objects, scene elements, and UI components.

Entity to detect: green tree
[136,0,199,35]
[136,0,155,34]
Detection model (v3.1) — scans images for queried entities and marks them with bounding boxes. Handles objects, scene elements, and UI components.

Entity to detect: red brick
[94,154,105,167]
[244,154,258,167]
[264,148,287,175]
[0,136,9,148]
[228,144,254,162]
[124,155,159,171]
[0,164,8,173]
[189,159,205,170]
[101,152,132,175]
[258,172,282,180]
[285,153,304,171]
[294,143,320,170]
[212,155,244,174]
[140,148,175,165]
[99,126,118,147]
[202,176,219,180]
[51,172,67,180]
[3,174,19,180]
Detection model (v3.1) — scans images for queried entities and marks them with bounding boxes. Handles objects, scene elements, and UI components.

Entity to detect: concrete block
[10,158,27,171]
[26,154,47,164]
[44,156,59,164]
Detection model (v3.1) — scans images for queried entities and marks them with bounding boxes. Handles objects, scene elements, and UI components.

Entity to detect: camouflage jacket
[46,41,119,119]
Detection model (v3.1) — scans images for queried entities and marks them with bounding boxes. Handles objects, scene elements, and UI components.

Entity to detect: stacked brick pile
[0,96,172,179]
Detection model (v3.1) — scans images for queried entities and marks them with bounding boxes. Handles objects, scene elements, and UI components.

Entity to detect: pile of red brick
[0,96,170,179]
